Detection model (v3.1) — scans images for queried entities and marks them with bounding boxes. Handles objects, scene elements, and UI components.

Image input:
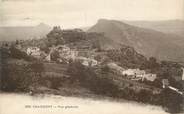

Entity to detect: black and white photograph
[0,0,184,114]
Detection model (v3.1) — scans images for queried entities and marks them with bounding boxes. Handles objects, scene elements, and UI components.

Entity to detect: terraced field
[42,62,69,78]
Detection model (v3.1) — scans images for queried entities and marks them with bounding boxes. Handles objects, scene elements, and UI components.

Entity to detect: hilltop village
[1,26,184,113]
[24,38,157,82]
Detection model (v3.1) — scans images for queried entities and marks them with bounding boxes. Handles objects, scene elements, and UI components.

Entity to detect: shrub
[9,46,28,60]
[1,61,43,92]
[67,61,119,97]
[160,88,183,113]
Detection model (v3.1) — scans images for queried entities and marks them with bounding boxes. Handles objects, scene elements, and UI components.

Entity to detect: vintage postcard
[0,0,184,114]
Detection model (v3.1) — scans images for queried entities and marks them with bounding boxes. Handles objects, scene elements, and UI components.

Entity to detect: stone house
[77,57,98,67]
[122,69,144,77]
[122,68,156,81]
[142,73,157,81]
[26,47,41,58]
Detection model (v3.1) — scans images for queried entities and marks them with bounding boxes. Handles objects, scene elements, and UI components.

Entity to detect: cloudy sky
[0,0,183,28]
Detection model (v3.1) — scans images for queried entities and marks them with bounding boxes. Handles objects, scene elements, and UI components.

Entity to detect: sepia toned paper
[0,0,184,114]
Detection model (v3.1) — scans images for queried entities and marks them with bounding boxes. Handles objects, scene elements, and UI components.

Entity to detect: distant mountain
[123,20,184,37]
[80,26,91,31]
[0,23,51,41]
[88,19,184,62]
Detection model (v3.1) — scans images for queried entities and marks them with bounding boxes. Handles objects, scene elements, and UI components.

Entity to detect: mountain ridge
[88,19,184,62]
[123,20,184,37]
[0,23,51,41]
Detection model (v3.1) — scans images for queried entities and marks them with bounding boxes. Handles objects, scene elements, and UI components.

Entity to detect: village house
[45,45,78,63]
[122,69,140,76]
[68,50,78,60]
[57,45,70,59]
[122,68,157,81]
[57,45,70,53]
[142,73,157,82]
[134,70,146,78]
[57,45,78,61]
[44,45,98,66]
[162,79,169,89]
[77,57,98,67]
[26,47,41,58]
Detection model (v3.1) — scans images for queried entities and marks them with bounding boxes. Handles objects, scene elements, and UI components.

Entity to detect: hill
[124,20,184,37]
[0,23,51,41]
[88,19,184,62]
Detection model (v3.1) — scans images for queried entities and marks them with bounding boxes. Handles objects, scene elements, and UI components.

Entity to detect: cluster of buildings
[122,68,157,82]
[26,45,98,67]
[18,43,184,95]
[107,62,157,82]
[26,47,41,58]
[25,45,159,82]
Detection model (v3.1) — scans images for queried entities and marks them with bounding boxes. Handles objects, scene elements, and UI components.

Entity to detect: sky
[0,0,184,28]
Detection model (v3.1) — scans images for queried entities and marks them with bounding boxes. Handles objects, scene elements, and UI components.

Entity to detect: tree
[101,65,110,74]
[47,26,65,46]
[15,40,19,45]
[1,63,35,91]
[50,50,60,61]
[67,61,119,97]
[161,88,183,113]
[29,61,44,77]
[9,46,29,60]
[147,57,159,69]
